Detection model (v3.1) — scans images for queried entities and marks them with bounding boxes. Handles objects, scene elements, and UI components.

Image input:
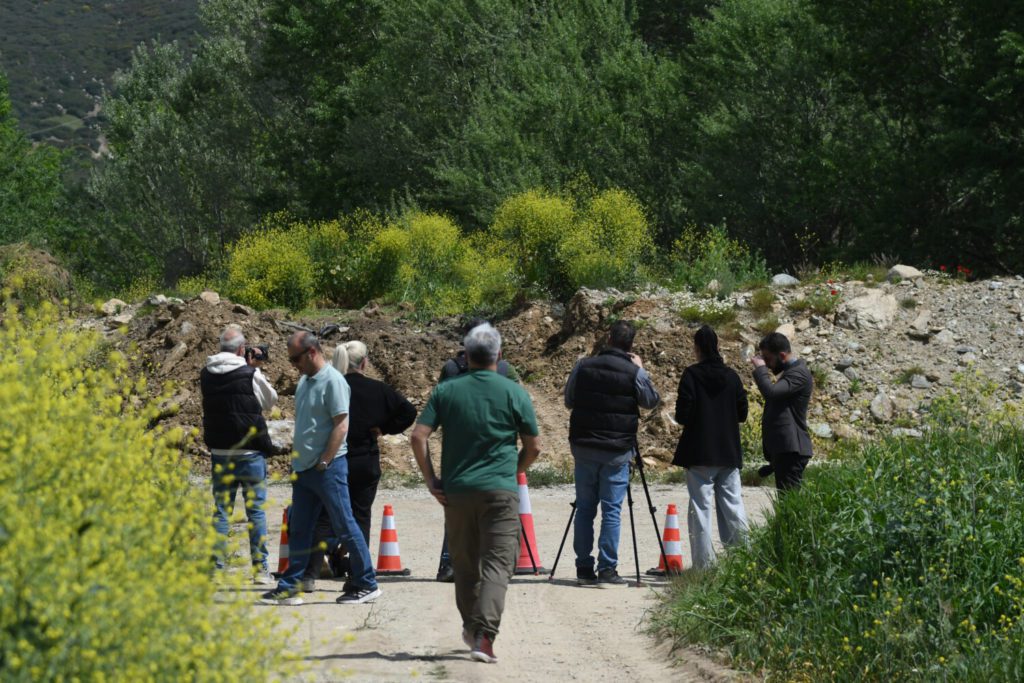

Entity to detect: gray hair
[219,324,245,352]
[289,330,321,353]
[464,323,501,366]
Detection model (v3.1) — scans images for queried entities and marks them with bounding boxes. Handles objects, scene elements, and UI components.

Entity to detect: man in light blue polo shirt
[260,331,380,605]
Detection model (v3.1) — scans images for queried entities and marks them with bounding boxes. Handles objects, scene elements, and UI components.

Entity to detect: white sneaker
[253,570,276,586]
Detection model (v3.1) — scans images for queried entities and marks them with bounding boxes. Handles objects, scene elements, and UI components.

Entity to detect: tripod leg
[519,516,539,575]
[549,501,576,580]
[626,481,641,587]
[636,462,669,574]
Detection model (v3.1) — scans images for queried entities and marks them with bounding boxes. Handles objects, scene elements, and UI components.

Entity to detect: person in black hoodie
[302,340,417,588]
[673,325,749,570]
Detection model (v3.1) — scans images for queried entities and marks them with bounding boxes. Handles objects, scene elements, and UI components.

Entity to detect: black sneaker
[757,464,775,478]
[259,589,303,606]
[576,567,598,586]
[336,586,382,604]
[436,564,455,583]
[597,569,629,587]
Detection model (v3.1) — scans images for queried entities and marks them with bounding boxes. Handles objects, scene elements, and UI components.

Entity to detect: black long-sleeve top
[344,372,417,460]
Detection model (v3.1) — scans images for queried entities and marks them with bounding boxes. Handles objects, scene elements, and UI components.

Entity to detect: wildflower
[940,265,947,272]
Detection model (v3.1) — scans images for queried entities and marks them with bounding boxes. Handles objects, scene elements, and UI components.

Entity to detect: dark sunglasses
[288,348,310,364]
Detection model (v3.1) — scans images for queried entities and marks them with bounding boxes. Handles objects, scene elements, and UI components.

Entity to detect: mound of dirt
[89,289,693,478]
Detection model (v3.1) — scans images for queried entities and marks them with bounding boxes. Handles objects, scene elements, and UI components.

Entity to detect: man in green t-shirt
[411,323,541,665]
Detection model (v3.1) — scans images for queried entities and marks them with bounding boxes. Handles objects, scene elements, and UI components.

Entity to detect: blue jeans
[573,459,629,572]
[277,457,377,593]
[211,454,269,570]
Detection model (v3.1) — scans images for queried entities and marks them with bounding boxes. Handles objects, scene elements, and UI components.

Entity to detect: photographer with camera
[564,320,660,586]
[750,332,814,491]
[201,324,278,584]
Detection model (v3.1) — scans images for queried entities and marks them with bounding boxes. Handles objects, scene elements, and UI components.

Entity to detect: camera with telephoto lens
[245,344,270,362]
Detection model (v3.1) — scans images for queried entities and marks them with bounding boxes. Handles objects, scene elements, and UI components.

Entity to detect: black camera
[245,344,270,362]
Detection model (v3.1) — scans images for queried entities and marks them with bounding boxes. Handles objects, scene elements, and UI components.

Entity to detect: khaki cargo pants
[444,489,520,640]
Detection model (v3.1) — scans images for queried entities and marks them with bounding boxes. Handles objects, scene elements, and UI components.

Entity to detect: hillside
[81,268,1024,477]
[0,0,200,155]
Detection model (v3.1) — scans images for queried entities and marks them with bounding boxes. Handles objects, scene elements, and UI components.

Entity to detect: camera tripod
[548,447,668,586]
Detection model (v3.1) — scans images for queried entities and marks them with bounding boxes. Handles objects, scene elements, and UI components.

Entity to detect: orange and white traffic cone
[646,503,684,576]
[376,504,411,576]
[275,505,290,577]
[514,472,548,575]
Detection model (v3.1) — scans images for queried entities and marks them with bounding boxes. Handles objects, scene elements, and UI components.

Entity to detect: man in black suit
[751,332,814,491]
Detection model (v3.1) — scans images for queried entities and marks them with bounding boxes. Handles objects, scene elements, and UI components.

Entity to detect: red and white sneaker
[470,633,498,664]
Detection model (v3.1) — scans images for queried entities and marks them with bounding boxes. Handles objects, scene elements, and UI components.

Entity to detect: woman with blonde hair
[304,340,417,585]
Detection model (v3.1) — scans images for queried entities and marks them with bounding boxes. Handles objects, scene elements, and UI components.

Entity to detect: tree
[0,72,65,247]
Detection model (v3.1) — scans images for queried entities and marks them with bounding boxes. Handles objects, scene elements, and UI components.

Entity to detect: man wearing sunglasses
[260,331,380,605]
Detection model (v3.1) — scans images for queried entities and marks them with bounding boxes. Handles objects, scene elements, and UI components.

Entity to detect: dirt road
[237,482,772,682]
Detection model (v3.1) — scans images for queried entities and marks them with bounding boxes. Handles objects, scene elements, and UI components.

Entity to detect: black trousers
[772,452,811,492]
[305,455,382,578]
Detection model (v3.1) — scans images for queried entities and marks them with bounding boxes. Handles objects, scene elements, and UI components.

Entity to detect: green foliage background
[0,0,1022,290]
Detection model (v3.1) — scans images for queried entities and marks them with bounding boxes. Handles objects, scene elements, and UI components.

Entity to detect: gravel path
[219,480,774,682]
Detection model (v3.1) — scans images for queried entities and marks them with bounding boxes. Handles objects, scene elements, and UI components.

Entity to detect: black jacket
[568,348,641,452]
[200,365,274,454]
[672,358,748,468]
[753,359,814,457]
[439,351,515,382]
[344,372,417,461]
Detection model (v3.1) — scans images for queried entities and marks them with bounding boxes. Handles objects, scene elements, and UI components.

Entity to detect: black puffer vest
[200,365,274,454]
[569,348,640,452]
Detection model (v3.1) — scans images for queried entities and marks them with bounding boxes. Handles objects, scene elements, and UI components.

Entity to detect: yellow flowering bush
[490,189,575,294]
[226,218,314,311]
[0,304,282,680]
[489,187,653,295]
[558,189,653,291]
[369,211,517,317]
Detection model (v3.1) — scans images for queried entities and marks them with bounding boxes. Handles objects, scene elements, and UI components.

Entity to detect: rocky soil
[83,267,1024,476]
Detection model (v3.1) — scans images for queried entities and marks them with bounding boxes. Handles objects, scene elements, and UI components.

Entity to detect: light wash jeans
[686,466,748,569]
[573,459,629,572]
[211,453,268,571]
[276,457,377,594]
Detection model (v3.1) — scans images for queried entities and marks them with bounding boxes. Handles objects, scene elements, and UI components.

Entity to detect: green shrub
[226,219,315,310]
[654,381,1024,680]
[0,304,281,680]
[669,225,769,296]
[678,299,737,325]
[748,287,775,314]
[0,243,74,308]
[789,287,841,315]
[753,313,781,336]
[311,210,392,308]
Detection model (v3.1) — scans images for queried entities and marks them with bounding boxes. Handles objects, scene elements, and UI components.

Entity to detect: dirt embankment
[89,289,702,477]
[86,271,1024,476]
